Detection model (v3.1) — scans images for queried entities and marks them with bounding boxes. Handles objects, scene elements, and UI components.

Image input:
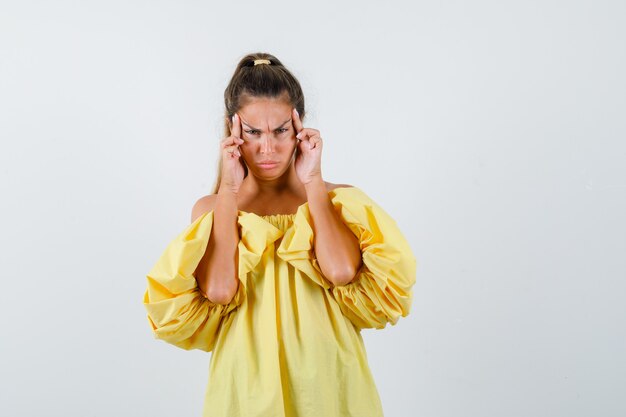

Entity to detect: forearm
[196,187,240,304]
[305,177,362,286]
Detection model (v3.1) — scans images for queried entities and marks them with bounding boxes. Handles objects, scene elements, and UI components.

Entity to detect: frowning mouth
[258,161,279,169]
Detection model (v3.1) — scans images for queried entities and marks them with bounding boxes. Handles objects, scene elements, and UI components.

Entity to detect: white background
[1,1,624,416]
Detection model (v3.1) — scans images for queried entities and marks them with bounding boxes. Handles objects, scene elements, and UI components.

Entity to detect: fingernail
[296,132,301,139]
[294,108,299,116]
[232,115,235,123]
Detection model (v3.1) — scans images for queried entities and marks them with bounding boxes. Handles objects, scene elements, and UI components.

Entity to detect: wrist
[218,184,239,196]
[303,175,324,192]
[304,175,326,196]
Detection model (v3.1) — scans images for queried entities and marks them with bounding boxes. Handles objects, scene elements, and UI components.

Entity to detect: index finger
[292,108,304,135]
[229,113,242,139]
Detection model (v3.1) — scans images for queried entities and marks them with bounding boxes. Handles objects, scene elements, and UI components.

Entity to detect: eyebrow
[241,118,292,131]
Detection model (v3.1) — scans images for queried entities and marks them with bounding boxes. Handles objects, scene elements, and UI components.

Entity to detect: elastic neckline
[259,212,297,219]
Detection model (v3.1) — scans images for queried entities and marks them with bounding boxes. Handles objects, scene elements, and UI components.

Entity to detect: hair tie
[254,59,271,66]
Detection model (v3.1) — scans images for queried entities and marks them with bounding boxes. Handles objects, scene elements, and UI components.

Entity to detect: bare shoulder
[190,183,354,222]
[191,194,217,223]
[325,181,355,191]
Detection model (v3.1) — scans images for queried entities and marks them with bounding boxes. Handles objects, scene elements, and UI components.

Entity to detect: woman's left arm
[291,108,361,286]
[305,177,362,286]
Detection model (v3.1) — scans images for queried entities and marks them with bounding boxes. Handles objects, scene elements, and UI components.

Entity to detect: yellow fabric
[143,186,417,417]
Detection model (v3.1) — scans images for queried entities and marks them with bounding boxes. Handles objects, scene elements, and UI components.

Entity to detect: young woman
[143,52,417,417]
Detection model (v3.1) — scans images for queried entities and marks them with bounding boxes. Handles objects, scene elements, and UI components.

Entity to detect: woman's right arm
[192,188,240,305]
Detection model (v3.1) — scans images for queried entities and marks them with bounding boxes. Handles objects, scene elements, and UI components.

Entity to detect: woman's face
[233,96,298,178]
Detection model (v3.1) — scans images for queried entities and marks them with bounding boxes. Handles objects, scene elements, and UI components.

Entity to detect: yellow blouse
[143,186,417,417]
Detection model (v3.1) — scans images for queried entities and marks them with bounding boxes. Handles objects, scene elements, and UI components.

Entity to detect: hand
[219,113,246,194]
[292,108,323,185]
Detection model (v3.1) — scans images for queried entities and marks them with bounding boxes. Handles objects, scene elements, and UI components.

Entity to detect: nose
[260,135,274,154]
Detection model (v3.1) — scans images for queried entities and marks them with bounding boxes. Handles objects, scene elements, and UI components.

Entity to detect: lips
[257,160,279,169]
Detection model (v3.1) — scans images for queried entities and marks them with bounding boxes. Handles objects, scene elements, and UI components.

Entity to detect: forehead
[238,97,292,130]
[240,97,290,117]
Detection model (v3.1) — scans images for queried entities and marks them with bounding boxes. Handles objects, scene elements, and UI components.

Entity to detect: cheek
[287,139,299,152]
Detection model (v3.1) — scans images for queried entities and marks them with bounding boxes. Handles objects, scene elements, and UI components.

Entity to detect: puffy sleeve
[281,187,417,331]
[327,188,417,330]
[142,211,246,352]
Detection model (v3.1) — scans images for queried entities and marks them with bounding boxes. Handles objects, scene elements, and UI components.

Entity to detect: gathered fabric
[143,186,417,417]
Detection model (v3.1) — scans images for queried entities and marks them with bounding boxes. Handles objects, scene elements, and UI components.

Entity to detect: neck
[240,161,304,197]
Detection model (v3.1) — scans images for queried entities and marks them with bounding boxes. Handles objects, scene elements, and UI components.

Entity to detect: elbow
[206,278,239,305]
[328,256,363,287]
[329,266,358,287]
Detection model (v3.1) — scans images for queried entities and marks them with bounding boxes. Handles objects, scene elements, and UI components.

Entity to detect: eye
[244,128,288,136]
